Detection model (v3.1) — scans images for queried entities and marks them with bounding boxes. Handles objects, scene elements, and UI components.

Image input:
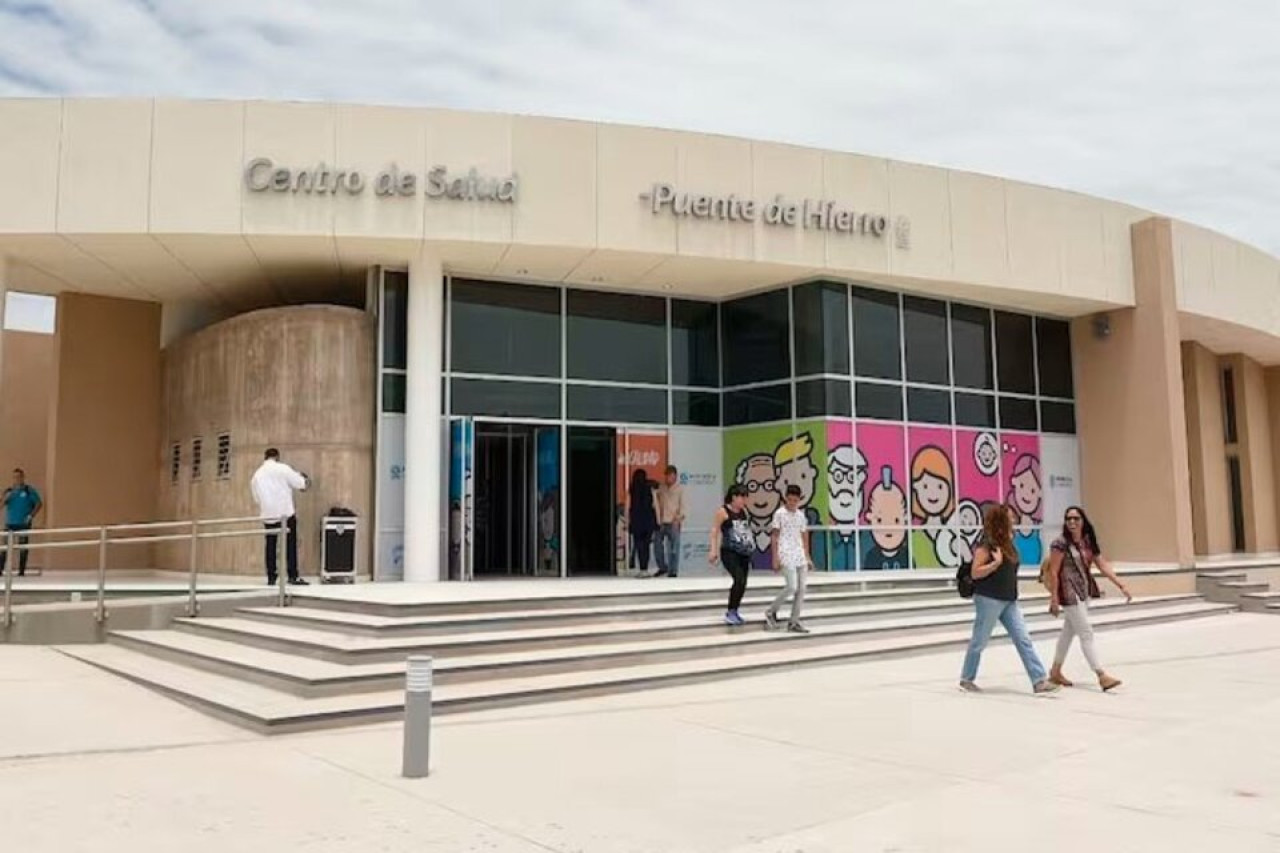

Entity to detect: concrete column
[403,251,444,583]
[1071,217,1195,567]
[1180,341,1232,556]
[0,255,8,404]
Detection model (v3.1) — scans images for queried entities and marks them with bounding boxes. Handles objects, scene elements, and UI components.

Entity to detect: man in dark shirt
[1,468,43,576]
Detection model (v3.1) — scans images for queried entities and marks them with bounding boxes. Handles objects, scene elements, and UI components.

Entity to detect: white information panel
[668,427,723,578]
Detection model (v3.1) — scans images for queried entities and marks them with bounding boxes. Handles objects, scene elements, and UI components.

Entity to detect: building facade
[0,97,1277,580]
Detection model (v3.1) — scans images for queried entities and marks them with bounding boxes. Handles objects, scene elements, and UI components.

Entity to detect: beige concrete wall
[1226,355,1279,552]
[46,293,162,569]
[0,330,55,513]
[1072,218,1195,566]
[155,305,374,577]
[1180,342,1232,556]
[1267,368,1280,544]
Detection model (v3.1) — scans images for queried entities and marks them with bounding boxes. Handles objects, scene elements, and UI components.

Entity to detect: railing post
[186,519,200,618]
[276,518,290,608]
[2,530,13,630]
[95,527,108,625]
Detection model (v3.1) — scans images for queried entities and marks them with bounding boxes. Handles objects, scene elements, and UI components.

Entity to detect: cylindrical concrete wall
[156,305,374,577]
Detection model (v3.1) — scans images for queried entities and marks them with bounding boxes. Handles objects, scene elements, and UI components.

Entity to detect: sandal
[1099,674,1122,692]
[1049,670,1074,688]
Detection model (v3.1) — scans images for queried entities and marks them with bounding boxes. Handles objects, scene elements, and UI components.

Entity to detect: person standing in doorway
[250,448,310,586]
[1,468,42,577]
[654,465,685,577]
[959,504,1059,694]
[1047,506,1130,691]
[627,468,659,577]
[766,485,811,634]
[710,484,753,626]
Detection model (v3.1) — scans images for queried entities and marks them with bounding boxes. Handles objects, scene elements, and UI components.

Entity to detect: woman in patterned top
[1046,506,1132,691]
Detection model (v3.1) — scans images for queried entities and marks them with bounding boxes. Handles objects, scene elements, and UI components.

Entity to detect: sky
[0,0,1277,269]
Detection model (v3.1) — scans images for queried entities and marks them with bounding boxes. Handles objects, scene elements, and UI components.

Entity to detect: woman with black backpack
[959,504,1059,694]
[1046,506,1131,691]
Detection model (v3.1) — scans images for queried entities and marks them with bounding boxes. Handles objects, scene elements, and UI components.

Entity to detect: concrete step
[114,595,1206,697]
[1239,591,1280,614]
[181,591,1082,662]
[239,584,958,635]
[1202,579,1271,604]
[285,575,954,618]
[61,600,1237,734]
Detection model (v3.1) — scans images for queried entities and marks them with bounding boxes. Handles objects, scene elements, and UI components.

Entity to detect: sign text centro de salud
[242,159,910,247]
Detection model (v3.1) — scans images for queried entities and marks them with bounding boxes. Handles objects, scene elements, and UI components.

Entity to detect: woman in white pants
[1047,506,1132,691]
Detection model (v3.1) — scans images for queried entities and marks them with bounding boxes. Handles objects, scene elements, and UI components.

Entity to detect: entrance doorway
[473,423,558,577]
[567,427,615,575]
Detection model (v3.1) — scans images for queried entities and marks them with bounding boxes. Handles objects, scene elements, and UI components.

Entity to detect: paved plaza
[3,612,1279,852]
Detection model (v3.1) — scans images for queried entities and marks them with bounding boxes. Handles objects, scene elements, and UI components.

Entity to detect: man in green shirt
[2,468,42,576]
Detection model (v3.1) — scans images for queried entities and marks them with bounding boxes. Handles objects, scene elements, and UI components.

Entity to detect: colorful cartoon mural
[955,429,1002,563]
[825,420,864,571]
[855,421,908,570]
[535,427,560,576]
[908,427,961,569]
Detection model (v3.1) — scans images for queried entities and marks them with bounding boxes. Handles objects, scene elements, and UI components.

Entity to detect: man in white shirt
[766,484,811,633]
[250,448,310,585]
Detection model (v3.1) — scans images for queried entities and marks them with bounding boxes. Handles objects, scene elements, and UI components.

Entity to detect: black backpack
[956,560,975,599]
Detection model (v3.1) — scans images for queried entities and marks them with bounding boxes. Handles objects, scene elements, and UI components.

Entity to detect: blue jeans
[961,594,1048,686]
[655,524,681,576]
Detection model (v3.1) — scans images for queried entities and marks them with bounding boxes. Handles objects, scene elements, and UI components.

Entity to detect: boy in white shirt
[766,485,812,633]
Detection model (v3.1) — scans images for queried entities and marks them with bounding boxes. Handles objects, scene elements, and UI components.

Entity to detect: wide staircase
[1196,569,1280,613]
[59,576,1234,734]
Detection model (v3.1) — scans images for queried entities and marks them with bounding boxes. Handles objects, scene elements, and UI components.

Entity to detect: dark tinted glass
[793,281,850,376]
[951,304,993,389]
[1036,318,1073,398]
[1040,401,1076,434]
[451,379,560,419]
[852,287,901,379]
[797,378,852,418]
[1223,367,1238,444]
[955,392,996,428]
[722,290,791,386]
[382,271,408,370]
[671,300,719,387]
[724,383,792,426]
[672,391,721,426]
[907,387,951,424]
[567,384,667,424]
[855,382,903,420]
[567,290,666,384]
[995,311,1035,394]
[450,279,561,377]
[999,396,1038,431]
[903,296,949,385]
[382,373,406,414]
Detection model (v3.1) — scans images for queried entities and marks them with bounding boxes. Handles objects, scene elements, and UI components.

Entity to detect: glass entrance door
[473,423,541,577]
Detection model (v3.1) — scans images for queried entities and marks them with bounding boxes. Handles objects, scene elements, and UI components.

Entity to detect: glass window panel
[1036,318,1073,399]
[567,290,667,384]
[955,392,996,428]
[995,311,1035,394]
[450,279,561,378]
[567,384,667,424]
[1223,367,1238,444]
[852,287,901,380]
[672,390,720,426]
[854,382,903,421]
[382,373,406,414]
[722,290,791,386]
[951,304,993,390]
[724,383,792,426]
[671,300,719,387]
[907,387,951,424]
[999,395,1038,431]
[382,271,408,370]
[1040,401,1076,434]
[903,296,949,385]
[451,378,560,420]
[793,281,850,376]
[796,378,852,418]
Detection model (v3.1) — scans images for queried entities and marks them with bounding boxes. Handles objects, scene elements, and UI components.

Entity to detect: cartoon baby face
[867,483,908,552]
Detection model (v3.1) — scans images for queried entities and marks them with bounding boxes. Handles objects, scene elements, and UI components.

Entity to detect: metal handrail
[1,514,291,632]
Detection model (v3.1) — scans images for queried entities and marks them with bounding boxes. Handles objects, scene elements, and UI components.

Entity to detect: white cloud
[1,0,1278,252]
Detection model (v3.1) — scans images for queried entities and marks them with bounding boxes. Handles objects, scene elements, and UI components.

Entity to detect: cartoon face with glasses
[736,452,781,552]
[828,444,867,532]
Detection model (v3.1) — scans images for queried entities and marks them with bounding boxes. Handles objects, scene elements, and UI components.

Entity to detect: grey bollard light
[402,655,433,778]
